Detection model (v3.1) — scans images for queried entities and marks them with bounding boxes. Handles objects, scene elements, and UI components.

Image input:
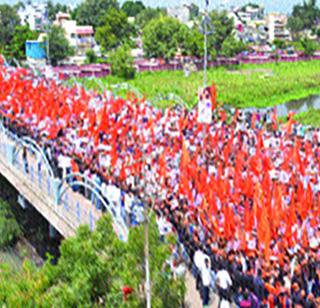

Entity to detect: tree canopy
[46,26,74,66]
[0,4,20,50]
[47,1,69,22]
[95,7,133,52]
[122,1,145,17]
[0,215,185,307]
[74,0,119,29]
[136,7,165,28]
[142,16,183,61]
[5,25,38,60]
[288,0,320,36]
[142,10,237,61]
[110,44,136,79]
[208,10,235,54]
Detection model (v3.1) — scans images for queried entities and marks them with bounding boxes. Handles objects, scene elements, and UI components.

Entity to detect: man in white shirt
[216,266,232,307]
[201,257,212,307]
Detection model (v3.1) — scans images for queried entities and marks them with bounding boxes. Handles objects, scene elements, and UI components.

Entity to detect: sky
[0,0,308,14]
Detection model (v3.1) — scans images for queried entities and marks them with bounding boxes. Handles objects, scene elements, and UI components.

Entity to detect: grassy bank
[293,109,320,127]
[80,60,320,109]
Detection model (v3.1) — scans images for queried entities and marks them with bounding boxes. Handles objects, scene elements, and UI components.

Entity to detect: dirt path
[185,271,234,308]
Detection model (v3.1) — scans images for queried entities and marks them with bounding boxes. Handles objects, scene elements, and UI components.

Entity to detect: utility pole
[203,0,209,88]
[45,0,50,65]
[139,153,151,308]
[144,198,151,308]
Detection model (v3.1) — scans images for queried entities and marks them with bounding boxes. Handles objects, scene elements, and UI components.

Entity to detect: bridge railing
[0,122,128,241]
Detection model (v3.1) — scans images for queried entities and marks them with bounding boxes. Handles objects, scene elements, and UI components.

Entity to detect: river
[240,95,320,117]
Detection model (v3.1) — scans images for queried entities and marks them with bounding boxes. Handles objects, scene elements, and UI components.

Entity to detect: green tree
[0,5,20,50]
[273,38,287,50]
[7,25,38,60]
[142,16,182,61]
[85,49,98,64]
[0,215,185,307]
[175,24,204,57]
[301,37,318,56]
[95,7,133,52]
[288,0,320,37]
[0,200,21,249]
[135,7,165,28]
[220,35,247,57]
[47,1,69,22]
[109,44,136,79]
[208,10,234,54]
[122,1,145,17]
[74,0,119,29]
[46,26,74,66]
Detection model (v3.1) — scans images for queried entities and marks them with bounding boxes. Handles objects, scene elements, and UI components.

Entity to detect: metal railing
[0,120,129,241]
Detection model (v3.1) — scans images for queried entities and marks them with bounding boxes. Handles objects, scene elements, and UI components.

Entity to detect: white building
[53,12,95,57]
[265,13,291,43]
[18,1,47,31]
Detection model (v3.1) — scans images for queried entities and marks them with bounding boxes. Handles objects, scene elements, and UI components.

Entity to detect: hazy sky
[0,0,308,14]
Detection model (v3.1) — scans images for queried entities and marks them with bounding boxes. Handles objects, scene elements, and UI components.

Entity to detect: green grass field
[80,60,320,109]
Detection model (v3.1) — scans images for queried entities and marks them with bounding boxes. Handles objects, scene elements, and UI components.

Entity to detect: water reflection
[241,95,320,117]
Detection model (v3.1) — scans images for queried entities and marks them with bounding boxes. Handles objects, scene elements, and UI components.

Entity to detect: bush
[300,38,318,56]
[85,49,97,64]
[0,200,21,248]
[0,214,185,307]
[109,45,136,79]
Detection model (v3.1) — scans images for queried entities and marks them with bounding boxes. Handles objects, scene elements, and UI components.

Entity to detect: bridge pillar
[49,224,57,239]
[6,143,15,165]
[52,178,62,206]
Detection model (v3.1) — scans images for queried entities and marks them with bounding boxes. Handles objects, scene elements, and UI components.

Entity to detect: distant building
[53,12,95,57]
[229,4,268,44]
[18,1,47,31]
[167,5,191,24]
[265,13,291,42]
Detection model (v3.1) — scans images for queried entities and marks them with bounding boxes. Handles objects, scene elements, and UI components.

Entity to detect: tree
[0,200,21,249]
[122,1,145,17]
[301,37,318,56]
[46,26,74,66]
[142,16,182,61]
[47,1,69,22]
[174,24,204,57]
[95,7,133,52]
[288,0,320,38]
[273,38,287,50]
[0,214,185,307]
[208,10,234,54]
[85,49,98,64]
[135,7,165,28]
[220,35,247,58]
[6,25,38,60]
[109,44,135,79]
[0,5,20,50]
[74,0,119,29]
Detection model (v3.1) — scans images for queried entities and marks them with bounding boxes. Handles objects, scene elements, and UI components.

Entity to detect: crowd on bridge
[0,58,319,307]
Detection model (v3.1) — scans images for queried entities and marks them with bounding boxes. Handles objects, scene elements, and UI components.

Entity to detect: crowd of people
[0,59,319,307]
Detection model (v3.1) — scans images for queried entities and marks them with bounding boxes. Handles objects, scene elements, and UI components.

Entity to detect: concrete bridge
[0,120,128,241]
